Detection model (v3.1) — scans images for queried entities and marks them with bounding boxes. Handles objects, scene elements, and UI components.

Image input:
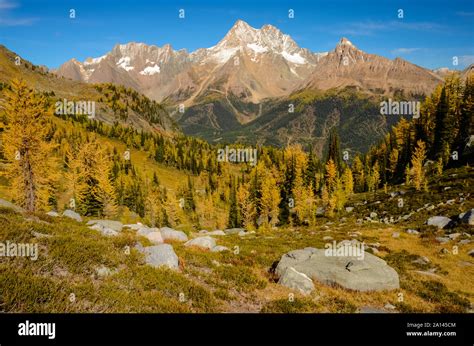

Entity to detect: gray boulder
[124,223,145,230]
[87,220,123,232]
[435,237,450,244]
[460,209,474,226]
[0,198,24,213]
[145,231,164,244]
[160,227,188,242]
[140,244,179,269]
[137,227,157,236]
[62,209,82,222]
[276,247,399,292]
[278,267,315,295]
[211,245,229,253]
[89,224,118,237]
[427,216,452,229]
[184,236,216,250]
[224,228,245,235]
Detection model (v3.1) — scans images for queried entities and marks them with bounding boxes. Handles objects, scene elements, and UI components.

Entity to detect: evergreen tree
[1,79,58,212]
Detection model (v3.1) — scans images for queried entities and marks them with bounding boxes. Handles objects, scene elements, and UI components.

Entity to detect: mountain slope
[0,45,177,134]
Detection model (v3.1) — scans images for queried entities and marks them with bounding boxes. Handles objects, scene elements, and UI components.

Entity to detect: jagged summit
[55,20,442,108]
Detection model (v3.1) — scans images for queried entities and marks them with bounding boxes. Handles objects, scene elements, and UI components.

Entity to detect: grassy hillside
[0,166,472,313]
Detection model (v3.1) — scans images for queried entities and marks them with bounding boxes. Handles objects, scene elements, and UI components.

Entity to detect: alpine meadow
[0,0,473,323]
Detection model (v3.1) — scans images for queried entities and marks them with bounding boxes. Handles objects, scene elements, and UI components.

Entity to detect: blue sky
[1,0,473,69]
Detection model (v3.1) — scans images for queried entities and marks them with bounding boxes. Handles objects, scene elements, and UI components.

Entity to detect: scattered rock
[160,227,188,242]
[414,270,442,279]
[140,244,179,269]
[458,239,471,245]
[145,231,164,244]
[323,236,333,241]
[224,228,245,235]
[345,207,354,213]
[370,212,378,219]
[426,205,435,211]
[412,256,430,266]
[275,247,400,292]
[392,232,400,238]
[389,191,399,198]
[460,209,474,226]
[87,220,123,232]
[316,207,325,216]
[137,227,155,236]
[435,237,450,244]
[101,227,119,237]
[239,230,255,237]
[95,265,116,278]
[0,198,24,213]
[448,233,461,240]
[406,229,420,235]
[278,267,315,295]
[62,209,82,222]
[211,245,229,253]
[32,231,52,238]
[427,216,452,229]
[384,303,396,310]
[184,236,216,250]
[123,223,144,230]
[46,211,59,217]
[444,186,452,191]
[468,249,474,257]
[446,199,455,205]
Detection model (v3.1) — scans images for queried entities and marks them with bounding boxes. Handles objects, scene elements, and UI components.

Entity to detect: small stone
[427,216,452,229]
[62,209,82,222]
[392,232,400,238]
[211,245,229,253]
[435,237,450,244]
[184,236,216,250]
[448,233,461,240]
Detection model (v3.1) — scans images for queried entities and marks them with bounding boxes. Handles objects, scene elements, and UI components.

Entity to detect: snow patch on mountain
[84,55,107,65]
[117,56,134,71]
[281,51,306,64]
[247,43,268,54]
[211,47,239,63]
[140,64,160,75]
